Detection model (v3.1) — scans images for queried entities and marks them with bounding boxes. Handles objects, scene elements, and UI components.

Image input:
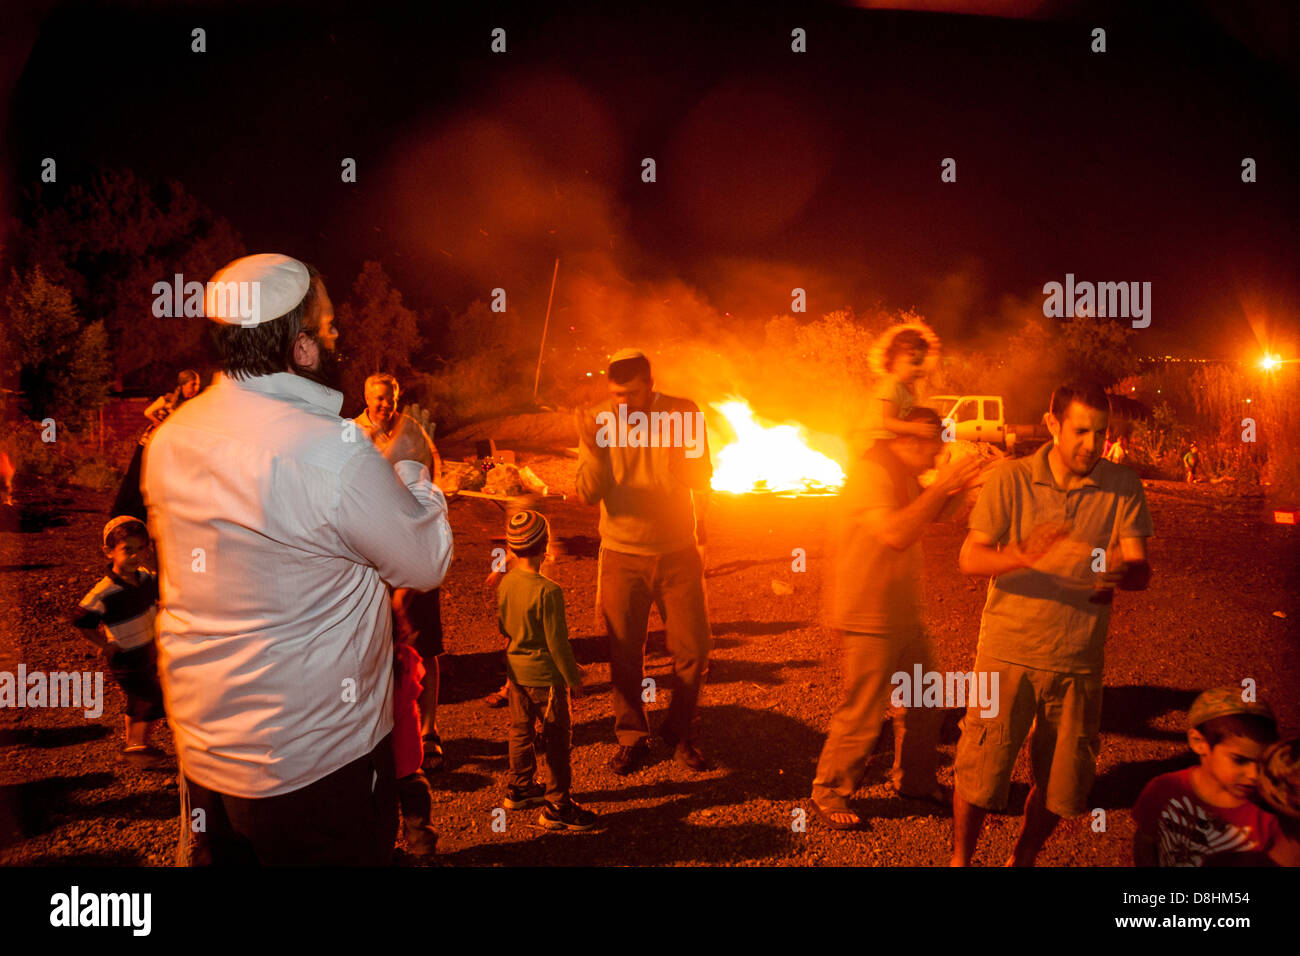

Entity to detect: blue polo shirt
[968,442,1153,674]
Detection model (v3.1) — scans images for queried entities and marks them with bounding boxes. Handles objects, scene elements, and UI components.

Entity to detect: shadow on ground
[1099,685,1199,741]
[438,702,823,865]
[0,724,111,748]
[0,772,118,844]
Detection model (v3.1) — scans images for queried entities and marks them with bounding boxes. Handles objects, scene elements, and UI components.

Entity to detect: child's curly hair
[868,320,942,378]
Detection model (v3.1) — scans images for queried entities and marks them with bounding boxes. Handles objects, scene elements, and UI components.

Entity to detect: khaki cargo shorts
[953,652,1103,818]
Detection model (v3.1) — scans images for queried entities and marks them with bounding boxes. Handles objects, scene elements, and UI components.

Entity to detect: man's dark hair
[1049,380,1111,421]
[885,329,929,368]
[609,354,651,384]
[875,406,942,448]
[901,405,942,429]
[210,265,322,380]
[1198,714,1278,748]
[105,518,149,550]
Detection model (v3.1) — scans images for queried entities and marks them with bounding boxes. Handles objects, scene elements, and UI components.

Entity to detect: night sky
[4,0,1298,361]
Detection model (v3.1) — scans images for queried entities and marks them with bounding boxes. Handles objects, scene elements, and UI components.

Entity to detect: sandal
[810,800,864,831]
[891,782,948,807]
[483,688,509,709]
[122,745,169,768]
[422,733,445,773]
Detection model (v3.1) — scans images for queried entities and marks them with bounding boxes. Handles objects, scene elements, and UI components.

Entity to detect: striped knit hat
[506,510,550,553]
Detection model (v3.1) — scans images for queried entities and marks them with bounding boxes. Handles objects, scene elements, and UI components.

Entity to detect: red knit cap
[506,510,549,552]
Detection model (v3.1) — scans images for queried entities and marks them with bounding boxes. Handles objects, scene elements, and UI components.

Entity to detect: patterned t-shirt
[1133,767,1280,866]
[72,568,159,651]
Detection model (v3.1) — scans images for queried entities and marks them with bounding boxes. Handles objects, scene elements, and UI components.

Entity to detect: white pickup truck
[930,394,1051,453]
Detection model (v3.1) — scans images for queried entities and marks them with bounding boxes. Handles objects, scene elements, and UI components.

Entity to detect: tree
[1,266,109,424]
[337,262,423,406]
[14,169,245,389]
[64,320,112,423]
[1058,314,1138,386]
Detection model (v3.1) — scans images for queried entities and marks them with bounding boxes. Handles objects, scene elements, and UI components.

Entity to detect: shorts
[108,642,165,722]
[393,587,444,659]
[953,652,1103,818]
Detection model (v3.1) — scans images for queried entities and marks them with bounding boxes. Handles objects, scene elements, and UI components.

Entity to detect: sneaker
[673,743,712,772]
[504,782,546,810]
[538,799,598,831]
[608,741,649,776]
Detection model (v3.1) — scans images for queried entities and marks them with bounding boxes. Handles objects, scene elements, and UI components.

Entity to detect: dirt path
[2,461,1296,866]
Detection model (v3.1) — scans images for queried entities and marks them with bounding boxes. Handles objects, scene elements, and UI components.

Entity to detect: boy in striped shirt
[72,516,166,765]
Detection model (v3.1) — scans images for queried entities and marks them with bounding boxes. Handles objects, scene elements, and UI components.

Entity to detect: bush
[69,457,121,492]
[414,351,538,427]
[3,414,135,489]
[1129,402,1189,478]
[1192,363,1295,493]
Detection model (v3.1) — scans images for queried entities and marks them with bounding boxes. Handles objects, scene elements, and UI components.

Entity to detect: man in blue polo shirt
[951,380,1154,866]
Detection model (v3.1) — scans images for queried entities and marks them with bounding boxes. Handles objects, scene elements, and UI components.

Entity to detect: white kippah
[205,253,312,327]
[609,347,648,365]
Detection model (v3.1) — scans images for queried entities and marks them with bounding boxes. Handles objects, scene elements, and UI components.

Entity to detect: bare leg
[951,790,988,866]
[419,655,440,740]
[126,716,147,748]
[1008,784,1060,866]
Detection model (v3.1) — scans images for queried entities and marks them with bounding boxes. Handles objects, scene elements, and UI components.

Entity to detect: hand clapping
[377,403,435,470]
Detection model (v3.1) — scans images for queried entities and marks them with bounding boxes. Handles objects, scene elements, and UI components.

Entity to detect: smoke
[373,67,1073,442]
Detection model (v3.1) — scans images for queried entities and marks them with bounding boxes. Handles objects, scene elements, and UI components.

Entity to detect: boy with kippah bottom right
[498,509,597,831]
[1133,687,1300,866]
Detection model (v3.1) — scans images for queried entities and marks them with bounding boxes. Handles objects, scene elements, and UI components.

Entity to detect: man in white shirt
[144,253,453,865]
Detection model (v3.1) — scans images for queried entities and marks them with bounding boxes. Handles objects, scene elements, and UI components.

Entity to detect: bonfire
[709,399,845,496]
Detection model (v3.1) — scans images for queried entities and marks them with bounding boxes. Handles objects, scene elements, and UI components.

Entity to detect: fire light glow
[710,399,845,495]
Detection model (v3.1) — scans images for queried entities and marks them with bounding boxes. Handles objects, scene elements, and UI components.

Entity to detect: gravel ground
[2,453,1296,867]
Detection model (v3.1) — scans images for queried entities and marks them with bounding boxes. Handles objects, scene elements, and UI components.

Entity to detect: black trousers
[110,441,148,522]
[178,733,398,866]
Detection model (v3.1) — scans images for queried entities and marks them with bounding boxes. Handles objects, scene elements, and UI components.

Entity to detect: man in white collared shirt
[144,254,453,865]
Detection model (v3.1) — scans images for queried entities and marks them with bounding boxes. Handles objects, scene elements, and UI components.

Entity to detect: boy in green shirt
[498,510,597,831]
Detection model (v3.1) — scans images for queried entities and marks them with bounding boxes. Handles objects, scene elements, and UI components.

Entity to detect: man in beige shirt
[575,349,713,774]
[951,380,1153,866]
[354,372,447,772]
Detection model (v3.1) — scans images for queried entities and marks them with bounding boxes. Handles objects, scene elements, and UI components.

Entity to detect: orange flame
[710,399,846,495]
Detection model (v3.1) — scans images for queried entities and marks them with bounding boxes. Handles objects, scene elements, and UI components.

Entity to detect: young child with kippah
[497,510,597,831]
[1133,687,1300,866]
[71,516,167,766]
